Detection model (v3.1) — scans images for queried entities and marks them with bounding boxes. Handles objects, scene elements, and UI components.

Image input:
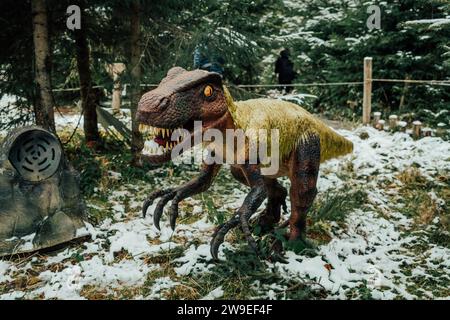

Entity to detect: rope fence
[52,57,448,125]
[52,85,105,92]
[235,79,450,88]
[372,78,450,86]
[235,81,364,88]
[52,77,449,93]
[52,78,449,92]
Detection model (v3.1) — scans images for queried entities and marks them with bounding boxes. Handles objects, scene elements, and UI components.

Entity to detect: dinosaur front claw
[169,199,180,230]
[142,188,177,230]
[142,189,174,218]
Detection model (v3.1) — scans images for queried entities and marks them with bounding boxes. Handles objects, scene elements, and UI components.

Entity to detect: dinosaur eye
[203,85,213,97]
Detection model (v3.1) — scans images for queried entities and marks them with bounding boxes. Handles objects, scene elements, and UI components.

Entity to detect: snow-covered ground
[0,114,448,299]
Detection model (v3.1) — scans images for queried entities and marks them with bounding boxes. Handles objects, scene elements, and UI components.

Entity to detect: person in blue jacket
[193,43,224,76]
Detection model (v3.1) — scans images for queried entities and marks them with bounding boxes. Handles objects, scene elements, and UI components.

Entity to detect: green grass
[65,134,161,197]
[17,131,445,300]
[303,187,368,245]
[186,247,326,299]
[310,188,368,224]
[429,230,450,249]
[395,168,448,236]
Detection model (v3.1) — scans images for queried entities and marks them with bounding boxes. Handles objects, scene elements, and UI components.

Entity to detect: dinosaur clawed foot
[143,191,292,262]
[266,235,288,263]
[210,215,259,261]
[210,216,239,260]
[142,187,182,231]
[210,225,291,263]
[210,213,293,261]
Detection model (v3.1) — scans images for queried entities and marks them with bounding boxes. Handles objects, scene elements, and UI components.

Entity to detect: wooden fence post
[363,57,373,125]
[398,75,410,111]
[106,63,126,114]
[412,121,422,139]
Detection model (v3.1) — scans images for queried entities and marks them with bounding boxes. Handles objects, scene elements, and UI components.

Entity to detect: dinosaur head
[136,67,230,163]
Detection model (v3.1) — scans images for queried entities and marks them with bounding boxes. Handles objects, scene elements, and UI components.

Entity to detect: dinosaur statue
[136,67,353,260]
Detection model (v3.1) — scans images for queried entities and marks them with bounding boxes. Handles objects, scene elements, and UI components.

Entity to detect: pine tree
[129,0,143,164]
[31,0,56,132]
[73,1,101,144]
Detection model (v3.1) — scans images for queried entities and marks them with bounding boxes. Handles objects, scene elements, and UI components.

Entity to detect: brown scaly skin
[137,67,320,260]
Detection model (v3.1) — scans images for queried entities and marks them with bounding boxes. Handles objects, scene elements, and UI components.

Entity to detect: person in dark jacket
[275,49,296,93]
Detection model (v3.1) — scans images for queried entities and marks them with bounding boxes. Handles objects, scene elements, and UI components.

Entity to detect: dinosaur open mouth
[139,125,180,155]
[139,122,193,156]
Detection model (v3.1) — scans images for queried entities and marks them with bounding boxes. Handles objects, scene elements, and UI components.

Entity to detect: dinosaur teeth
[140,125,186,154]
[139,125,183,139]
[139,123,152,134]
[139,124,149,132]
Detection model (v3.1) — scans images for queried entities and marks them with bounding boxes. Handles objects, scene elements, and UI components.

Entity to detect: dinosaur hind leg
[287,135,320,241]
[210,164,266,260]
[257,178,287,233]
[209,166,246,259]
[231,167,287,233]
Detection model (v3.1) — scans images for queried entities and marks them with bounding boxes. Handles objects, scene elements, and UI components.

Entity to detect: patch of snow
[0,261,12,283]
[201,286,224,300]
[174,244,212,276]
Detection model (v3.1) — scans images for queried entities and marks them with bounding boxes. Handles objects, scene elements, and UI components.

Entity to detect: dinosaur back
[230,98,353,162]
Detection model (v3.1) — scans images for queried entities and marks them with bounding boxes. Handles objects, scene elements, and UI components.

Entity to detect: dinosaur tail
[319,128,353,163]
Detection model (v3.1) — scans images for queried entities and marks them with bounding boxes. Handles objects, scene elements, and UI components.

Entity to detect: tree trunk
[130,0,143,163]
[31,0,56,132]
[73,5,100,144]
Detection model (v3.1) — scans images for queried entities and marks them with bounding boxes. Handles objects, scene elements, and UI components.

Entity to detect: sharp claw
[210,243,219,261]
[153,192,174,230]
[153,214,161,231]
[153,202,164,230]
[169,201,179,230]
[210,236,223,261]
[142,199,151,218]
[210,227,224,261]
[142,189,173,218]
[210,216,240,261]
